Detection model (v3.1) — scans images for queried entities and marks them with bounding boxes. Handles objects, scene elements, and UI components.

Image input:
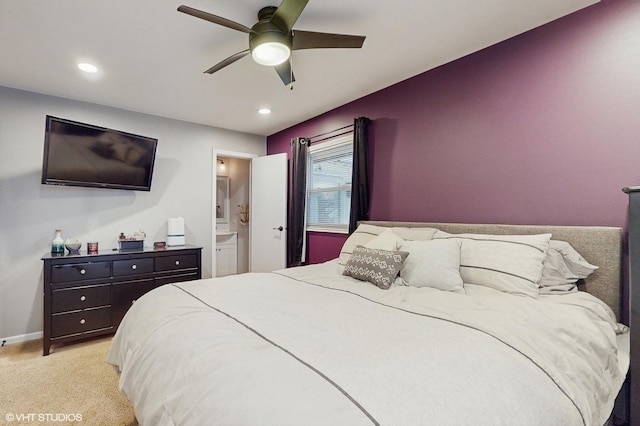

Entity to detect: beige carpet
[0,336,136,425]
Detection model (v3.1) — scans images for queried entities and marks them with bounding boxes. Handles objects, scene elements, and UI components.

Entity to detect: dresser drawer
[156,253,198,272]
[155,271,200,287]
[113,258,154,277]
[51,307,111,338]
[51,262,110,283]
[112,278,156,326]
[52,284,110,314]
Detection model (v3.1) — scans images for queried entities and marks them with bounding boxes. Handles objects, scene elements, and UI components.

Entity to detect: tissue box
[167,217,185,246]
[119,240,144,251]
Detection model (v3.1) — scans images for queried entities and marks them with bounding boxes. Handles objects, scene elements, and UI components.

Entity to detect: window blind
[306,137,353,232]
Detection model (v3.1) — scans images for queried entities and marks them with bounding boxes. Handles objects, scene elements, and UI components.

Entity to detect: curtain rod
[311,130,353,144]
[308,123,353,142]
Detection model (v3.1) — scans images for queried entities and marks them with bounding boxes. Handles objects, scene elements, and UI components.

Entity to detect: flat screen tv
[41,115,158,191]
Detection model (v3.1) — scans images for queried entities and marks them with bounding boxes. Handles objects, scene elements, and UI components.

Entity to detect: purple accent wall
[306,231,349,264]
[268,0,640,265]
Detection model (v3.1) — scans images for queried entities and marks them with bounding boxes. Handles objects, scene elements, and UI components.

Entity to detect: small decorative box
[119,240,144,250]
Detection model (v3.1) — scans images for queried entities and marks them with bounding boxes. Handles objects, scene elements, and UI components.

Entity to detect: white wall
[0,86,266,341]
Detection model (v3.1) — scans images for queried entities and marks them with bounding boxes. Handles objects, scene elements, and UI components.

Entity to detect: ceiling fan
[177,0,366,86]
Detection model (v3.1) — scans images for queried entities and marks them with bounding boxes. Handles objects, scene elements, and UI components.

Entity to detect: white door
[250,153,287,272]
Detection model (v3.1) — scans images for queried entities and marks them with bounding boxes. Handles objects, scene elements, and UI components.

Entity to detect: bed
[107,221,629,426]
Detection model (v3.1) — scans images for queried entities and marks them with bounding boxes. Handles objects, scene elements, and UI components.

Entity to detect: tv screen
[41,116,158,191]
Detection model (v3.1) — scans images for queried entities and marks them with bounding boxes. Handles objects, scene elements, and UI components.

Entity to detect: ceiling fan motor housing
[257,6,278,22]
[249,7,293,53]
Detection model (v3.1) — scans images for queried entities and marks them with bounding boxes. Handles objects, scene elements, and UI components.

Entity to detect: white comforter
[107,261,625,426]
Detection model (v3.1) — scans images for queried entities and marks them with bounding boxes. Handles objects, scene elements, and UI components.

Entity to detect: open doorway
[213,150,257,276]
[212,150,288,276]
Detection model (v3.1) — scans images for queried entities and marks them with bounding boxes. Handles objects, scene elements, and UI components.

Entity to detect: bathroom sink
[216,231,237,243]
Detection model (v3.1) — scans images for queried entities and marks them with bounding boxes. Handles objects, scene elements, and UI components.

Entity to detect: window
[306,135,353,233]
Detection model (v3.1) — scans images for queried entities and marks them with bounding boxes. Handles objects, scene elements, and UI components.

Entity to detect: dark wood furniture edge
[42,245,202,356]
[623,187,639,425]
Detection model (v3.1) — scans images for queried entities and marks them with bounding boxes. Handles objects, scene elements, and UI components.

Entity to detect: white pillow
[548,240,598,277]
[432,231,552,298]
[538,240,598,293]
[398,239,464,293]
[365,228,405,251]
[339,225,438,265]
[338,224,387,265]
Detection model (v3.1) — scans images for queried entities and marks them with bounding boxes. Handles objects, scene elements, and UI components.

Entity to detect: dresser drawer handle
[80,269,86,275]
[80,295,86,302]
[175,260,180,266]
[131,264,137,270]
[80,318,86,325]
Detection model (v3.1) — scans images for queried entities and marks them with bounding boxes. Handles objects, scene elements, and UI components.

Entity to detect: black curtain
[349,117,371,234]
[287,137,309,267]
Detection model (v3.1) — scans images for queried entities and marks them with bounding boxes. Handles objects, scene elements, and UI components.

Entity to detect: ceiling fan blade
[178,5,254,34]
[274,61,295,86]
[292,30,366,50]
[271,0,309,32]
[204,50,250,74]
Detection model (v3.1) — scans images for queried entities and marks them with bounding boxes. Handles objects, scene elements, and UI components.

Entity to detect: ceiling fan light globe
[251,42,291,66]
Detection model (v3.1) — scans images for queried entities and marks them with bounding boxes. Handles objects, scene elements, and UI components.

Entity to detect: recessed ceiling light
[258,108,271,115]
[77,63,98,73]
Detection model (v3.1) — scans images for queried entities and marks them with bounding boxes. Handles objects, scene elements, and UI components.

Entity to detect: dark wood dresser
[42,245,202,355]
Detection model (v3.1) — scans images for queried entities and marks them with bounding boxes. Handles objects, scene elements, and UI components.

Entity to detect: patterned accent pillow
[342,245,409,289]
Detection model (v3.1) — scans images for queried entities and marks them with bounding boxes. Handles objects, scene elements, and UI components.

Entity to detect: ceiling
[0,0,598,136]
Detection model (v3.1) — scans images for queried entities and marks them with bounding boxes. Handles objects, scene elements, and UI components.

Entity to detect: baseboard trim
[1,331,43,346]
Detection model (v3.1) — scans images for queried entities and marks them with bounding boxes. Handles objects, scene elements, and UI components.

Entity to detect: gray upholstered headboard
[361,221,623,320]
